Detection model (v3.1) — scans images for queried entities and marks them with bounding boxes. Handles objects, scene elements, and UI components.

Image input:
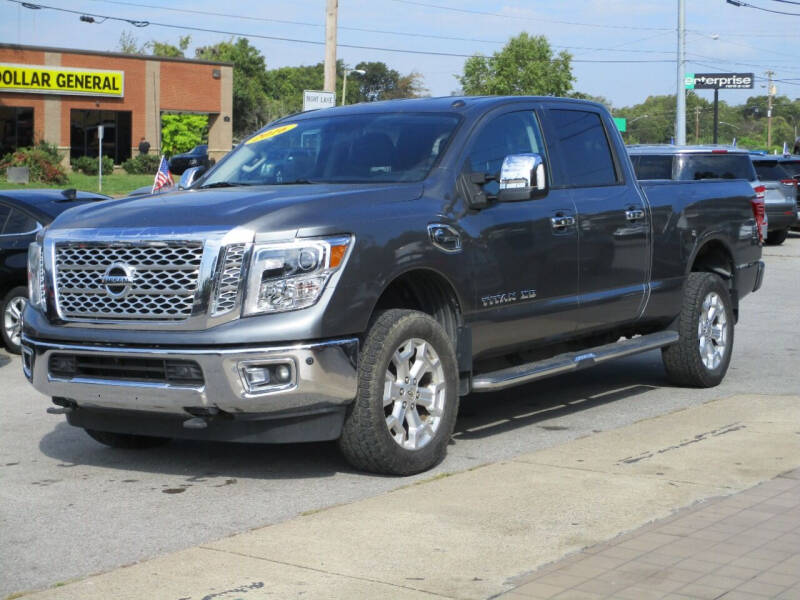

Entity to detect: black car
[0,189,109,353]
[168,144,211,175]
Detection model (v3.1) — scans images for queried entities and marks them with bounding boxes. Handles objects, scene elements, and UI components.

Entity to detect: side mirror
[497,153,548,202]
[178,166,206,189]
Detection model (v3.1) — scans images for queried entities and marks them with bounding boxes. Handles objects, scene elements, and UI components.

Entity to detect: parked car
[0,189,109,353]
[22,97,763,475]
[628,145,768,242]
[768,154,800,231]
[748,154,799,245]
[168,145,211,175]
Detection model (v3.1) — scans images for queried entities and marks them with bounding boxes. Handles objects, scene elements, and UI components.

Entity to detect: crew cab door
[542,105,649,331]
[457,106,580,357]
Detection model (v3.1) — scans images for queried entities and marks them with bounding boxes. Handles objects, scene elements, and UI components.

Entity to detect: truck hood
[50,183,424,234]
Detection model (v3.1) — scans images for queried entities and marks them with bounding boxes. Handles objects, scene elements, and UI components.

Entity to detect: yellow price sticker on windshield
[246,124,298,145]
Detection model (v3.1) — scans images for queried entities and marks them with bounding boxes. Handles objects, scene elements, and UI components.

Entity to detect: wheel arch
[686,236,738,316]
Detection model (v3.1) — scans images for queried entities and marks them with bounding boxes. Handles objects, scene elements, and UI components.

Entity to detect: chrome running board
[471,331,679,393]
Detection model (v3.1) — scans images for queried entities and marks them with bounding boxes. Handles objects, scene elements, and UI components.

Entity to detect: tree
[196,38,271,137]
[351,62,427,103]
[118,31,141,54]
[458,33,573,97]
[147,36,191,58]
[161,113,208,156]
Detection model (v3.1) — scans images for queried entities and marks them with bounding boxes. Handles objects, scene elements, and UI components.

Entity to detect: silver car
[750,155,799,245]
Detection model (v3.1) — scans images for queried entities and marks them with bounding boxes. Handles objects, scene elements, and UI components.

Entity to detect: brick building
[0,43,233,167]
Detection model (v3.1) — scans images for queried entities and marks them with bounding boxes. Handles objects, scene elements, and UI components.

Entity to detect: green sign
[613,117,627,132]
[685,73,695,89]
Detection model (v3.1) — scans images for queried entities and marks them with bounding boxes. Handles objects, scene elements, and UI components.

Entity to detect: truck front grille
[54,242,203,321]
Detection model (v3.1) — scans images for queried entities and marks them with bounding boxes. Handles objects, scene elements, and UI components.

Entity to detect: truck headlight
[242,236,352,316]
[27,241,45,311]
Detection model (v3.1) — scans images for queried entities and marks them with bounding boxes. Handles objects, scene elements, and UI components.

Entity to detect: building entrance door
[70,110,132,164]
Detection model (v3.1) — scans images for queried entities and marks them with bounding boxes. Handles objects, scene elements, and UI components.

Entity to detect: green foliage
[70,155,113,176]
[263,62,324,118]
[196,38,271,136]
[349,62,427,103]
[0,143,68,184]
[459,33,573,97]
[161,114,208,157]
[118,31,141,54]
[148,36,191,58]
[121,154,161,174]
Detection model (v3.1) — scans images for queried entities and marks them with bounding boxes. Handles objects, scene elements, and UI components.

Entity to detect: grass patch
[0,172,154,198]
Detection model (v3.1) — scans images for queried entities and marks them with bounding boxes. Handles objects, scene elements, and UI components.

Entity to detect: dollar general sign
[0,63,124,97]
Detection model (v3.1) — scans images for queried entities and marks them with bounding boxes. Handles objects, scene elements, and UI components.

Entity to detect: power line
[5,1,680,62]
[383,0,674,31]
[725,0,800,16]
[85,0,678,56]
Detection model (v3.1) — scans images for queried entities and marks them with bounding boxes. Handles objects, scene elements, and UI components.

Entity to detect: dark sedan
[0,189,109,353]
[168,144,211,175]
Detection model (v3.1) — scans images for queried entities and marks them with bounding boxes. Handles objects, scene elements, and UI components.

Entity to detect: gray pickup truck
[22,97,764,475]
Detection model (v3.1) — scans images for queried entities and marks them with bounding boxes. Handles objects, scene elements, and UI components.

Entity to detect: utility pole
[695,106,701,143]
[676,0,686,145]
[766,70,775,149]
[324,0,338,94]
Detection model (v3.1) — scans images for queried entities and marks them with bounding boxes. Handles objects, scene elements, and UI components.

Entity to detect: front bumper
[21,336,359,419]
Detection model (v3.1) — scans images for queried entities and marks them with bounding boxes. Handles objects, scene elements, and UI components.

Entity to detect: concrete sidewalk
[18,394,800,600]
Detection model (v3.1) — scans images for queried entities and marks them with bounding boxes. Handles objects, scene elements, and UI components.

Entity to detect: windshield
[753,161,791,182]
[675,154,756,182]
[202,112,460,187]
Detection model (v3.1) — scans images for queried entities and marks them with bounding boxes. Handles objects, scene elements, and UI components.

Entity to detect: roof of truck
[627,144,752,155]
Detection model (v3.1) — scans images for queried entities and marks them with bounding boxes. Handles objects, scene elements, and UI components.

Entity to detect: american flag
[152,156,174,193]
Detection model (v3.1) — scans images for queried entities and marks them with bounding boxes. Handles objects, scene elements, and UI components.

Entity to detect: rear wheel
[85,429,171,449]
[662,272,734,387]
[338,309,459,475]
[1,286,27,354]
[765,228,788,246]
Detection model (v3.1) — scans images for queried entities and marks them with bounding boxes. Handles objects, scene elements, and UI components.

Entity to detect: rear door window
[2,208,38,235]
[0,203,10,232]
[676,154,756,181]
[548,110,620,187]
[633,155,673,180]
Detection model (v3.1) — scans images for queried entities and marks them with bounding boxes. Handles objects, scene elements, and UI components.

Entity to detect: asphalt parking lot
[1,233,798,598]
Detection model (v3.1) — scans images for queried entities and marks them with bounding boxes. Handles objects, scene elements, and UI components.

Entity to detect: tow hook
[47,397,76,415]
[182,407,221,429]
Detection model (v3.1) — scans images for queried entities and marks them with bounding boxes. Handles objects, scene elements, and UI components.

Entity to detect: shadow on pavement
[36,350,668,478]
[0,354,10,369]
[454,350,665,440]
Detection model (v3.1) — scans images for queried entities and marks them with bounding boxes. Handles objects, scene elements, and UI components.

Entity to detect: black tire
[662,272,734,388]
[765,228,788,246]
[1,286,27,354]
[338,309,459,476]
[85,429,171,449]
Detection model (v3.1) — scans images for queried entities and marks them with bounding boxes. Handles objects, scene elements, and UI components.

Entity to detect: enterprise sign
[685,72,754,90]
[0,63,124,97]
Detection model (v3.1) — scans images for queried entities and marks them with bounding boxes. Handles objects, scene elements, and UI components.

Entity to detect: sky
[1,0,798,109]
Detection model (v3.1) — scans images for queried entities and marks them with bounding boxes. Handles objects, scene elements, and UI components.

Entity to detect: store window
[70,109,132,164]
[0,106,34,157]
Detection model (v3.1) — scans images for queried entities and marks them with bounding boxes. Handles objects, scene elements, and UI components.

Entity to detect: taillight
[750,192,766,244]
[780,179,798,187]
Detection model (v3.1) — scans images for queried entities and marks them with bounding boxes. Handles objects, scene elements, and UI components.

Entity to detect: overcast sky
[1,0,798,108]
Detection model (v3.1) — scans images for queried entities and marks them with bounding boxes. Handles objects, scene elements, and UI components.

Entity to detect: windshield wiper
[274,179,319,185]
[199,181,250,189]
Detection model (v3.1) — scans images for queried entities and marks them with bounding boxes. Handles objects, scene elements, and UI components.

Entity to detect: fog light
[275,364,291,383]
[239,361,295,393]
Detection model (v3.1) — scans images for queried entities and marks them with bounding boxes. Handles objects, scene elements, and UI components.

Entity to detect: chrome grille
[55,242,203,321]
[212,244,247,316]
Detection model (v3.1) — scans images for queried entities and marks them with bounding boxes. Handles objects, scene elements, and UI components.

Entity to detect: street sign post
[302,90,336,112]
[685,73,754,144]
[97,124,104,192]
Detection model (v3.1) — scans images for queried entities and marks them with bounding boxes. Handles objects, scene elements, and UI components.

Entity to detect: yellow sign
[246,124,297,145]
[0,63,124,97]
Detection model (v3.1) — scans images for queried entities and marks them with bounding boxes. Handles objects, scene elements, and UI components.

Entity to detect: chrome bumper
[21,335,358,417]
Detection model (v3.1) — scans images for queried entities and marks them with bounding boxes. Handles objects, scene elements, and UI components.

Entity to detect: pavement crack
[197,546,459,599]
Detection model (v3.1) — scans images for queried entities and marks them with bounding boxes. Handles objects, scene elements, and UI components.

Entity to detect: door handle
[550,215,576,231]
[625,209,645,222]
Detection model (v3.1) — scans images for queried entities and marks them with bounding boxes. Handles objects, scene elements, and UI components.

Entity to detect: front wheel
[2,286,27,354]
[662,272,734,387]
[85,429,171,449]
[338,309,459,475]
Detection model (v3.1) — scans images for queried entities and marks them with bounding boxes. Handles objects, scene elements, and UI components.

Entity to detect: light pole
[342,68,365,106]
[675,0,686,145]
